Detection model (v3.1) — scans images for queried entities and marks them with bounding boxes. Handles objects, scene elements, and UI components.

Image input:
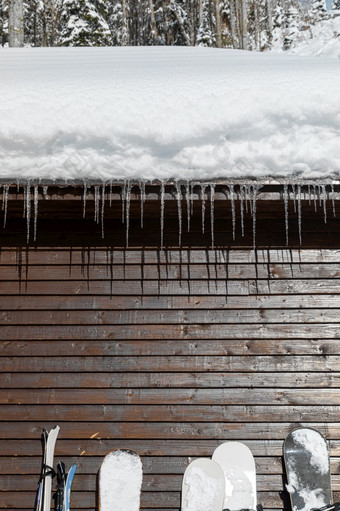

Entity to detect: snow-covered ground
[272,12,340,58]
[0,45,339,182]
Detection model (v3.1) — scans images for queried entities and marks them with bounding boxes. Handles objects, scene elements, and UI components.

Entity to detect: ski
[35,426,60,511]
[64,464,77,511]
[55,462,66,511]
[99,449,143,511]
[284,427,334,511]
[36,430,48,511]
[181,458,225,511]
[54,461,76,511]
[212,441,257,511]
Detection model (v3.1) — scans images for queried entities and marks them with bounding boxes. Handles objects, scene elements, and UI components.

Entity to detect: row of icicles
[0,181,337,247]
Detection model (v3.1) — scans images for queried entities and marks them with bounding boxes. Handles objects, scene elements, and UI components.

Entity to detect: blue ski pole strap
[40,464,56,481]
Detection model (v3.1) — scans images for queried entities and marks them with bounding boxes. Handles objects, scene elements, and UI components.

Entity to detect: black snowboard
[284,427,332,511]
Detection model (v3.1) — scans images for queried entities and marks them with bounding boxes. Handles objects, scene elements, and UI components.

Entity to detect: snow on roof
[0,46,339,183]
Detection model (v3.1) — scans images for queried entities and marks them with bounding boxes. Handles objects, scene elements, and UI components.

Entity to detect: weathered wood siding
[1,193,340,511]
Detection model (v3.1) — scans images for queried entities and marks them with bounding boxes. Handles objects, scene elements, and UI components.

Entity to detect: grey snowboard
[284,427,332,511]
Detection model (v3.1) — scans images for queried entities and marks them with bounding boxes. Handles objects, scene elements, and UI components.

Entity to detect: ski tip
[68,464,77,478]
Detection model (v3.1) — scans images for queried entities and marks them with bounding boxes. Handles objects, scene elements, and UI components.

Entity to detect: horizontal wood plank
[2,388,340,406]
[2,371,340,388]
[1,338,340,356]
[2,404,340,422]
[1,248,340,265]
[0,422,339,440]
[3,309,340,325]
[2,323,340,340]
[1,294,340,310]
[4,278,340,295]
[1,355,339,372]
[4,263,340,280]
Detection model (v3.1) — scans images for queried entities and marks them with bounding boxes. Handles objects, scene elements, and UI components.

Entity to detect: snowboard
[181,458,225,511]
[284,427,333,511]
[212,441,257,511]
[99,449,143,511]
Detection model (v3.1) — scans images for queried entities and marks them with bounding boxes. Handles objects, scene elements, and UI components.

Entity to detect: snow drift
[0,46,339,182]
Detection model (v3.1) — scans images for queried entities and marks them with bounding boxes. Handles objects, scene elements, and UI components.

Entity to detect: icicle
[244,184,250,214]
[229,184,236,240]
[140,180,146,229]
[175,180,182,246]
[160,181,165,250]
[251,185,258,249]
[292,184,297,213]
[3,185,9,228]
[283,184,289,246]
[318,184,322,207]
[331,183,336,217]
[23,185,27,218]
[186,180,190,233]
[42,186,48,199]
[312,184,317,212]
[210,183,215,248]
[201,184,206,234]
[83,182,87,218]
[109,181,113,207]
[26,182,31,244]
[240,185,245,238]
[190,182,194,216]
[16,180,19,193]
[101,183,105,238]
[121,179,127,223]
[297,183,302,245]
[94,186,100,224]
[33,185,39,241]
[125,180,131,247]
[321,184,327,224]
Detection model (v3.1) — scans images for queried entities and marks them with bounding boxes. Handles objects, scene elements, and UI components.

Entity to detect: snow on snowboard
[284,427,339,511]
[99,449,143,511]
[182,458,225,511]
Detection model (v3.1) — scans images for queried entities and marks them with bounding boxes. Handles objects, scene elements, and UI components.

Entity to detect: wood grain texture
[1,240,340,511]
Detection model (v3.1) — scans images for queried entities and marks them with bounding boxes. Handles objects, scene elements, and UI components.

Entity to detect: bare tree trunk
[149,0,159,43]
[241,0,248,49]
[215,0,222,47]
[42,0,48,46]
[50,0,56,46]
[267,0,273,39]
[229,0,239,48]
[254,0,259,49]
[122,0,130,46]
[199,0,203,26]
[188,0,196,45]
[9,0,24,47]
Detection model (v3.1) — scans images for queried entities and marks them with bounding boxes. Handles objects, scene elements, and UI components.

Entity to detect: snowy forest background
[1,0,340,51]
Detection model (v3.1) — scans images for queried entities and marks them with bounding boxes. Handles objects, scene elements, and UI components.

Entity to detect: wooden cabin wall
[1,194,340,511]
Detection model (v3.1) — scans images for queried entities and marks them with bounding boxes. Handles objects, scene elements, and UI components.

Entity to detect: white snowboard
[212,442,257,510]
[99,449,143,511]
[182,458,225,511]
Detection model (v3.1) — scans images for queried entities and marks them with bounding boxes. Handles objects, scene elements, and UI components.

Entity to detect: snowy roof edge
[1,177,340,187]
